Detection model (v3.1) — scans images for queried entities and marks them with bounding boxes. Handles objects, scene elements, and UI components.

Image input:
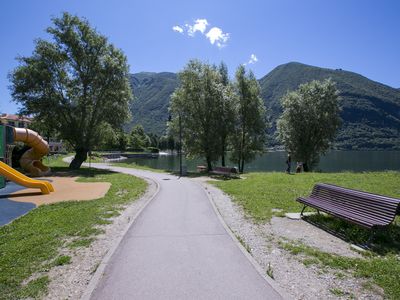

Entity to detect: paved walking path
[88,164,283,299]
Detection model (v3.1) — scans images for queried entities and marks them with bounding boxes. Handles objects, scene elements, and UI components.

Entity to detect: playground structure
[0,124,54,194]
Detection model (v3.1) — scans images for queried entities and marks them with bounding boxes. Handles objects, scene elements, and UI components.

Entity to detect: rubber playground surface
[0,177,111,226]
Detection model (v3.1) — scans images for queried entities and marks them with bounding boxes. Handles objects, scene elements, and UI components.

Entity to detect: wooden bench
[209,166,239,178]
[297,183,400,230]
[196,165,207,173]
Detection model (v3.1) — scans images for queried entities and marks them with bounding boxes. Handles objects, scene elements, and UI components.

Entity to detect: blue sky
[1,0,399,113]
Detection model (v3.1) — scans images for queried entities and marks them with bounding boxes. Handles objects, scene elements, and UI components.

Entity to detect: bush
[147,147,159,153]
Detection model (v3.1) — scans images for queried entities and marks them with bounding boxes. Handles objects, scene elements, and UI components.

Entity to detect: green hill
[128,72,178,135]
[128,63,400,149]
[259,62,400,149]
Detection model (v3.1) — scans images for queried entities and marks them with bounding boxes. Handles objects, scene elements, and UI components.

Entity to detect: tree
[129,125,150,150]
[99,126,129,151]
[231,65,267,173]
[217,62,235,166]
[170,60,227,171]
[10,12,132,169]
[147,133,159,148]
[277,79,341,171]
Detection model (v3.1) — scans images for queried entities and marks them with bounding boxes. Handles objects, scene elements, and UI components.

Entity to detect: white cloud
[248,54,258,64]
[186,19,209,36]
[173,19,229,48]
[205,27,229,48]
[172,25,184,33]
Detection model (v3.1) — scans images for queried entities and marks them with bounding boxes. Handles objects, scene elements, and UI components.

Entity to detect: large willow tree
[231,65,267,173]
[170,60,233,171]
[277,79,341,171]
[10,12,132,169]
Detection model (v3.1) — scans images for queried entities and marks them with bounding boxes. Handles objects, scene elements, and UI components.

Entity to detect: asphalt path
[88,164,283,299]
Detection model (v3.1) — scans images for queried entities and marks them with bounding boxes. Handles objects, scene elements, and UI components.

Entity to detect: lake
[114,150,400,173]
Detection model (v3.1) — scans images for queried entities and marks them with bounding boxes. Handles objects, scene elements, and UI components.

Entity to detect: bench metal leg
[366,229,376,246]
[300,205,307,217]
[366,227,386,248]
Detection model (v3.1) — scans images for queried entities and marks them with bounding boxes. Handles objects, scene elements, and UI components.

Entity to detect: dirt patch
[9,177,111,206]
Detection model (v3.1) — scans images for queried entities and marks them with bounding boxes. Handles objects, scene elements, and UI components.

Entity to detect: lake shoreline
[112,150,400,173]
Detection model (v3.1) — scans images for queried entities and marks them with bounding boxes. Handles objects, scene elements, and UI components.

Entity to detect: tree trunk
[206,157,212,172]
[69,148,88,169]
[240,159,245,173]
[221,144,225,167]
[303,162,309,172]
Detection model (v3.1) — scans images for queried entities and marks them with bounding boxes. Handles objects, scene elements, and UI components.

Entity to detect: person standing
[286,154,291,173]
[296,162,303,173]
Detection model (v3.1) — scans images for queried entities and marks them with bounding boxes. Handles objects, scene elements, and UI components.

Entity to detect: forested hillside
[259,62,400,149]
[128,63,400,149]
[128,72,178,135]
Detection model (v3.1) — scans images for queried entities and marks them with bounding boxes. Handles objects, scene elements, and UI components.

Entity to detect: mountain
[259,62,400,149]
[128,63,400,150]
[128,72,178,135]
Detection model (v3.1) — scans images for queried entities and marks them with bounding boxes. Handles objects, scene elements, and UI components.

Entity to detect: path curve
[83,163,284,299]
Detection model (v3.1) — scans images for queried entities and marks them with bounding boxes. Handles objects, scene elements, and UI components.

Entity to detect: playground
[0,125,111,225]
[1,123,400,299]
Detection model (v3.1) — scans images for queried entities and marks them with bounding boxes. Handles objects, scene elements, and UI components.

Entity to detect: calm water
[115,151,400,173]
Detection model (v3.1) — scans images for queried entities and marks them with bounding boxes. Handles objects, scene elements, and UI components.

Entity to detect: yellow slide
[13,128,51,177]
[0,161,54,194]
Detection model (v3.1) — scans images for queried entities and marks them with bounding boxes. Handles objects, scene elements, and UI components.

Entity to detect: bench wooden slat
[312,184,400,213]
[299,198,394,224]
[307,194,397,218]
[298,197,393,228]
[209,166,238,177]
[312,189,399,209]
[297,183,400,230]
[315,183,400,205]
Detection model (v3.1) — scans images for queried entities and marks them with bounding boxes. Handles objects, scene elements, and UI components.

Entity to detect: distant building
[0,113,31,128]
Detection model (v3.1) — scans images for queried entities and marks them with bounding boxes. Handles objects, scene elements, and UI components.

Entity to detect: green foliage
[170,60,230,170]
[126,62,400,150]
[129,124,151,150]
[10,12,132,169]
[53,255,71,266]
[231,65,267,172]
[17,276,49,299]
[97,124,129,151]
[277,79,341,171]
[217,62,236,166]
[0,167,146,299]
[68,238,94,248]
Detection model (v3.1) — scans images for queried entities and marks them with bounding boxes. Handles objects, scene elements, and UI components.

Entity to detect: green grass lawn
[211,171,400,299]
[211,171,400,222]
[0,157,147,299]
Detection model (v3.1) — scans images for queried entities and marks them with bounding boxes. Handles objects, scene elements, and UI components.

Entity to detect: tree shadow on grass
[304,213,400,255]
[48,166,115,178]
[209,174,242,181]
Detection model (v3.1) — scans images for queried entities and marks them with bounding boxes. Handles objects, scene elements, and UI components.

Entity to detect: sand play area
[8,176,111,206]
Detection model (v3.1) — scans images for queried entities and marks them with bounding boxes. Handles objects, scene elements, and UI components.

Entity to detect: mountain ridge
[128,62,400,150]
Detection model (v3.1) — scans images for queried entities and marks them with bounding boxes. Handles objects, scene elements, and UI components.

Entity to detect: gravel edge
[196,179,384,300]
[43,176,159,300]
